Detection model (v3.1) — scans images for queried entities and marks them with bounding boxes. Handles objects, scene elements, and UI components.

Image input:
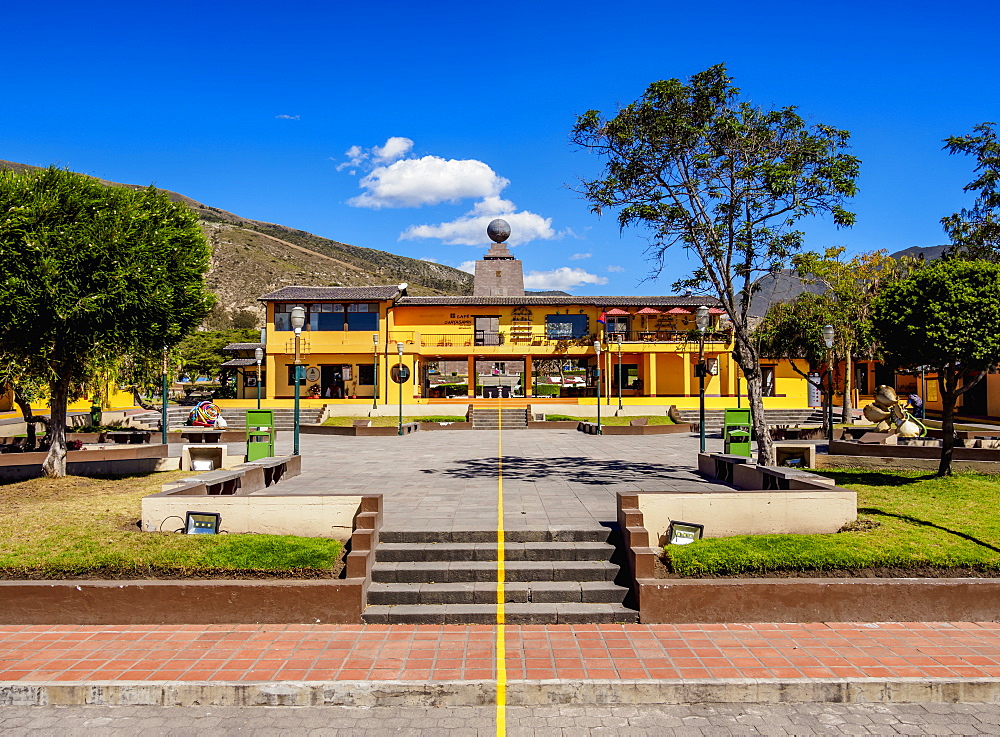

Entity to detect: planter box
[417,422,472,431]
[578,422,693,435]
[0,444,171,481]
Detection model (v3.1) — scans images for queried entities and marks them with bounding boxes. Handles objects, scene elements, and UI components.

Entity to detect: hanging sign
[305,367,321,382]
[390,364,410,383]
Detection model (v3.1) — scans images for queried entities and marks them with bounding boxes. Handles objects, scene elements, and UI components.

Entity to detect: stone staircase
[132,406,325,431]
[469,404,530,430]
[363,527,638,624]
[675,408,825,432]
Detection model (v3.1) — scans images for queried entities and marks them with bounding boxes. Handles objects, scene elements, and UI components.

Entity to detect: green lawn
[545,414,675,425]
[322,415,466,426]
[0,472,342,578]
[666,469,1000,576]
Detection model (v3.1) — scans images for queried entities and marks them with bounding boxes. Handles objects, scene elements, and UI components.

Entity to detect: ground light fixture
[397,341,404,436]
[666,520,704,545]
[594,340,603,434]
[185,511,221,535]
[291,305,306,456]
[695,305,710,453]
[254,346,263,410]
[822,324,835,444]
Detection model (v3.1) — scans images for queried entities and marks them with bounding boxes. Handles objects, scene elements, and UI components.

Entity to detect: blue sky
[4,0,997,294]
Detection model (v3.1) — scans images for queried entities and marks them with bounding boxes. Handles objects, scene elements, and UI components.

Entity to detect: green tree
[176,328,259,381]
[942,122,1000,260]
[790,248,915,421]
[872,259,1000,476]
[0,167,213,477]
[572,64,859,464]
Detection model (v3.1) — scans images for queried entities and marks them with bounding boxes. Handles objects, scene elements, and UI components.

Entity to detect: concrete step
[362,602,638,624]
[375,541,612,563]
[379,528,610,544]
[367,580,626,606]
[370,560,619,584]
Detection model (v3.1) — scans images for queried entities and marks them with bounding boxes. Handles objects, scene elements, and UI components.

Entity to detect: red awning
[709,307,727,315]
[635,307,661,314]
[604,308,630,316]
[665,307,691,314]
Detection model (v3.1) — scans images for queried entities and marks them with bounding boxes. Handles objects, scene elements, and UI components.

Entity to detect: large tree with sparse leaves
[0,167,213,476]
[572,64,859,464]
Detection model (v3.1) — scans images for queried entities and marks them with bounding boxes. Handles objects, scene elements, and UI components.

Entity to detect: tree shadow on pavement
[420,455,706,485]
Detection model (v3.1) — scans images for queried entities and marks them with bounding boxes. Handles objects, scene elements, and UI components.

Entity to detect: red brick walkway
[0,622,998,683]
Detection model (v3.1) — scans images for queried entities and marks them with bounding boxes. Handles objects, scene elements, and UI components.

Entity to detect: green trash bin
[722,407,753,457]
[245,409,275,462]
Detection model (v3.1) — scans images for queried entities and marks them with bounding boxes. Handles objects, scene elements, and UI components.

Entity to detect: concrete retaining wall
[301,423,419,436]
[0,444,173,481]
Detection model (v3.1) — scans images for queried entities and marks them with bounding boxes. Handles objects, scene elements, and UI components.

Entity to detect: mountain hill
[0,160,474,326]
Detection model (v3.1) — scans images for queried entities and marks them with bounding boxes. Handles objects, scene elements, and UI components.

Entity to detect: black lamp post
[695,305,710,453]
[823,324,835,443]
[161,346,169,445]
[397,341,404,436]
[291,305,306,455]
[372,333,379,410]
[254,347,263,410]
[594,340,603,435]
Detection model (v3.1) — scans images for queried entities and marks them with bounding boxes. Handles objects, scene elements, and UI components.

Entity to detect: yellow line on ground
[496,398,507,737]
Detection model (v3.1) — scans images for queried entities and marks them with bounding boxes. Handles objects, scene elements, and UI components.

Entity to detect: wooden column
[524,355,533,398]
[467,356,477,399]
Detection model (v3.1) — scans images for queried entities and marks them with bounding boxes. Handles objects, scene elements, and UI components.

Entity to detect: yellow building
[246,285,810,411]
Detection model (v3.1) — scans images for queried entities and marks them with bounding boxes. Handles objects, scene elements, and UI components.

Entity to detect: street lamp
[616,334,623,411]
[372,333,379,410]
[695,305,710,453]
[594,340,603,435]
[822,324,835,444]
[290,305,306,456]
[397,341,404,436]
[254,347,263,410]
[161,346,169,445]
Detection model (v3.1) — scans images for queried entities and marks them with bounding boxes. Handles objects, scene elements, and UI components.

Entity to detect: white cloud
[372,136,413,163]
[275,114,300,120]
[569,252,591,260]
[523,267,608,291]
[607,265,625,272]
[458,261,477,274]
[349,156,508,209]
[401,199,554,245]
[419,257,438,263]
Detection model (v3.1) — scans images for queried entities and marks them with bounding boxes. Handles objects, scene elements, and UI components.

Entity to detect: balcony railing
[606,329,732,343]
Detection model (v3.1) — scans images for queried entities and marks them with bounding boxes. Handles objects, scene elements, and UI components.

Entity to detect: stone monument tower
[473,218,525,297]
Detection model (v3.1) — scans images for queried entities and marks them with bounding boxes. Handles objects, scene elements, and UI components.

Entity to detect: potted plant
[309,383,321,399]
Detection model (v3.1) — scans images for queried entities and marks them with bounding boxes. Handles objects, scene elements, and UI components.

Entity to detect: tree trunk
[12,386,38,451]
[938,370,957,477]
[42,378,70,478]
[732,333,774,466]
[841,352,853,424]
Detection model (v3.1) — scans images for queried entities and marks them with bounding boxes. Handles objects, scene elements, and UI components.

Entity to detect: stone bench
[104,431,152,444]
[697,452,752,484]
[189,468,243,496]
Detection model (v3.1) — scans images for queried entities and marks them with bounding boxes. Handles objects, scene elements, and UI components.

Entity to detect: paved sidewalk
[1,622,998,684]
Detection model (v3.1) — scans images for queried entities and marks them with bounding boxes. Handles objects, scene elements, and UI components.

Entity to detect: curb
[3,678,1000,707]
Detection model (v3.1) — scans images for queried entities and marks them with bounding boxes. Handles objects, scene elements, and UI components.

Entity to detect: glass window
[347,312,379,331]
[286,365,306,386]
[357,364,375,385]
[316,312,343,331]
[545,314,589,339]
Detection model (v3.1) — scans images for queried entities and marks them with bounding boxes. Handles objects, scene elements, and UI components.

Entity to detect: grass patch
[321,415,466,426]
[0,472,342,579]
[544,414,675,425]
[666,469,1000,576]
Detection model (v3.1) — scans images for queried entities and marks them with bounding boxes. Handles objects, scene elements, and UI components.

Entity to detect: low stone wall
[577,422,693,435]
[617,492,1000,623]
[417,422,472,431]
[0,495,383,625]
[0,444,173,482]
[526,421,579,430]
[830,438,1000,462]
[815,454,1000,474]
[301,423,419,436]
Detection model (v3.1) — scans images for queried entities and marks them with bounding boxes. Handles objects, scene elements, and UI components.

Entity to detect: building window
[606,316,630,335]
[546,314,589,339]
[762,366,776,397]
[357,364,375,385]
[274,303,306,331]
[286,365,306,386]
[347,303,378,331]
